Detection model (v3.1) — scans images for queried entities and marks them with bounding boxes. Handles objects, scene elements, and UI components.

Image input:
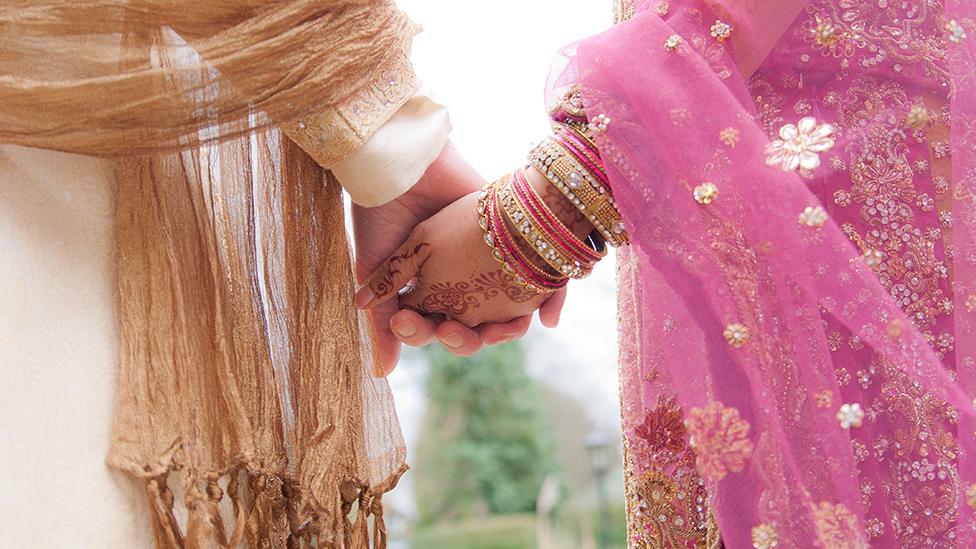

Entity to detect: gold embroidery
[800,1,950,81]
[722,323,749,347]
[719,127,740,147]
[751,523,778,549]
[685,402,754,481]
[812,502,867,549]
[613,0,636,23]
[284,49,418,167]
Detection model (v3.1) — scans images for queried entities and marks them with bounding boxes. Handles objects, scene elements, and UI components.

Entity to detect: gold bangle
[529,137,630,246]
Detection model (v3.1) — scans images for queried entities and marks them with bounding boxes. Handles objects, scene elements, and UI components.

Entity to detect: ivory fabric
[0,145,152,547]
[0,1,423,547]
[332,94,452,207]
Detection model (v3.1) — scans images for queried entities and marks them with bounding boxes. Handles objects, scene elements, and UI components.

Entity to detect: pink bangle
[512,169,605,265]
[556,125,605,177]
[487,181,567,291]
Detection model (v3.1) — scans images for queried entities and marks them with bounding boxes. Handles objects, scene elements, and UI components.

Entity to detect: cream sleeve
[330,94,452,207]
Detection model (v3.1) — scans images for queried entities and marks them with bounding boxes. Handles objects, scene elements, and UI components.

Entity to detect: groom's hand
[353,141,476,372]
[354,142,553,374]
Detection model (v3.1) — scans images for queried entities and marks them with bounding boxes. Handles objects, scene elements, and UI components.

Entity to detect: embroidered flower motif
[710,20,732,42]
[906,484,955,536]
[720,127,740,147]
[751,523,778,549]
[814,390,833,409]
[723,323,749,347]
[764,117,836,172]
[967,484,976,509]
[813,18,838,47]
[654,1,669,16]
[694,182,719,205]
[837,403,864,429]
[634,396,687,453]
[812,502,864,549]
[947,20,967,44]
[591,113,611,132]
[685,401,754,481]
[966,294,976,313]
[906,105,932,129]
[862,249,883,270]
[665,34,683,51]
[799,205,827,227]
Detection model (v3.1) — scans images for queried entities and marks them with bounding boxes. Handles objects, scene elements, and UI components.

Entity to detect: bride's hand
[355,189,566,355]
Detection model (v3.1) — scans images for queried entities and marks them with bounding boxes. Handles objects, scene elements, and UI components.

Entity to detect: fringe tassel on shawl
[244,474,291,549]
[370,493,388,549]
[147,476,184,549]
[226,469,247,548]
[143,469,394,548]
[185,476,230,549]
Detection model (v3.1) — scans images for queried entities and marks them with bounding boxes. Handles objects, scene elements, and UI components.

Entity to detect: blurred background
[374,2,625,547]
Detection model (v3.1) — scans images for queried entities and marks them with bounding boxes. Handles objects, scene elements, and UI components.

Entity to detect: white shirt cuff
[331,94,452,207]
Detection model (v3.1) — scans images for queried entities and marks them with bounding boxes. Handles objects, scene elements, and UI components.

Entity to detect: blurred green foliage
[409,513,536,549]
[413,343,556,524]
[407,505,628,549]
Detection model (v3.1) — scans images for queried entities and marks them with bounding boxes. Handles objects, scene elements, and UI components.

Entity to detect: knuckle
[409,221,430,243]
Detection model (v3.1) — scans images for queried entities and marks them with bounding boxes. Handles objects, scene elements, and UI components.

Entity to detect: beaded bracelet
[498,175,593,280]
[510,169,606,268]
[477,177,566,293]
[529,137,630,246]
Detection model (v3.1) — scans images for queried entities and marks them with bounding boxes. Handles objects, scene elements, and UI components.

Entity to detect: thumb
[355,228,431,309]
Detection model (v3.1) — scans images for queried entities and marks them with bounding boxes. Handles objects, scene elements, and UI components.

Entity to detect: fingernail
[441,332,464,349]
[355,286,375,309]
[393,321,416,338]
[490,333,517,345]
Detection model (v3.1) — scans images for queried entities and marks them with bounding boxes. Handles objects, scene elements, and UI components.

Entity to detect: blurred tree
[413,343,556,524]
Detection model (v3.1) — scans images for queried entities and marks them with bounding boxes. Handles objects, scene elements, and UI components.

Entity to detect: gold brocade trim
[284,47,419,167]
[613,0,636,23]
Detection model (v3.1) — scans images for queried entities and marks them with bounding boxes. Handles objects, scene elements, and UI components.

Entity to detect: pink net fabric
[554,0,976,546]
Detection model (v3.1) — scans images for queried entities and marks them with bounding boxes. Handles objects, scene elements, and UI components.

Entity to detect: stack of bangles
[477,90,630,294]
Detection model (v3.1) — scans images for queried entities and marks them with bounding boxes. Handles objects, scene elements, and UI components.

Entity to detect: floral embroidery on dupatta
[685,402,754,481]
[812,502,869,549]
[616,0,968,547]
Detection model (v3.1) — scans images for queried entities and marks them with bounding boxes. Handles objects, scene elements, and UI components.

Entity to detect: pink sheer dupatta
[553,0,976,546]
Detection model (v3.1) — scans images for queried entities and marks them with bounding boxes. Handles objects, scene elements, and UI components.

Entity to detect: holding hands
[354,90,626,375]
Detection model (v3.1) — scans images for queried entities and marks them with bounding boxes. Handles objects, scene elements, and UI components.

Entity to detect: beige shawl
[0,1,416,546]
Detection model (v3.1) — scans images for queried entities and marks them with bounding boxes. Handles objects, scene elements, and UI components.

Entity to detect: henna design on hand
[374,242,430,297]
[419,281,482,315]
[418,269,537,316]
[472,271,536,303]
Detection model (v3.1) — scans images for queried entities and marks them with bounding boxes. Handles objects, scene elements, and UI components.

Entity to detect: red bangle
[512,169,605,265]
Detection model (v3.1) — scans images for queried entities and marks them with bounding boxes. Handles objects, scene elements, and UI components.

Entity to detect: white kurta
[0,145,152,547]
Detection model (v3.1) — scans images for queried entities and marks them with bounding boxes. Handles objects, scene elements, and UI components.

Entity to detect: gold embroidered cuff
[284,48,419,168]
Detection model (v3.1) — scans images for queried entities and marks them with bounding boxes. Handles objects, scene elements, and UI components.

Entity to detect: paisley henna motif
[472,271,537,303]
[417,270,537,316]
[419,281,481,315]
